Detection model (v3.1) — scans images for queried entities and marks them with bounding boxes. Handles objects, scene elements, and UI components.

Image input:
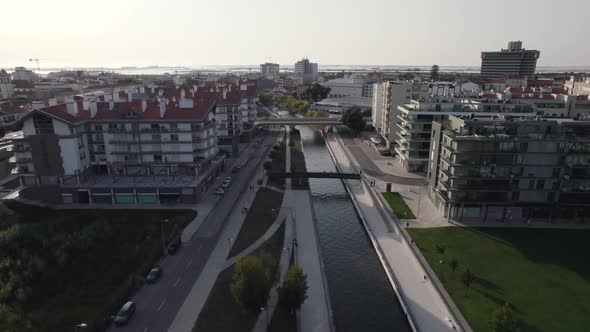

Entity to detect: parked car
[113,301,136,326]
[146,267,162,283]
[167,236,182,255]
[232,165,241,173]
[222,177,231,188]
[215,188,225,195]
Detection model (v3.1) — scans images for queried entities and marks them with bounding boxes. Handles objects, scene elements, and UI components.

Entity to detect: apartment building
[394,99,537,172]
[13,94,223,205]
[380,81,413,149]
[260,63,280,80]
[481,41,540,80]
[428,115,590,223]
[564,75,590,96]
[372,82,384,131]
[294,58,318,83]
[0,69,14,99]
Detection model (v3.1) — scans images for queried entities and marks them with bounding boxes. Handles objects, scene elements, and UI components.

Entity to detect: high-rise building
[260,63,280,80]
[294,58,318,82]
[480,41,540,80]
[372,82,384,132]
[380,81,413,149]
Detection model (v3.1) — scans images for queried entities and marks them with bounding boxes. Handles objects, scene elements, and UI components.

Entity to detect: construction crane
[29,58,41,73]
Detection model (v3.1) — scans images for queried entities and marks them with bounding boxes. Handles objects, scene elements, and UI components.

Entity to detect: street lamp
[161,219,169,255]
[260,307,269,331]
[74,323,87,332]
[228,237,233,252]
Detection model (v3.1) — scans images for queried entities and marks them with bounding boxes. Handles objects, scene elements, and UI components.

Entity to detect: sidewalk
[325,132,463,332]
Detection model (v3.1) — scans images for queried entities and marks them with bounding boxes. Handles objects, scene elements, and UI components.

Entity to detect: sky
[1,0,589,68]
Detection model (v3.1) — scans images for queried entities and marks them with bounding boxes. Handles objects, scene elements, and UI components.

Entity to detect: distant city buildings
[294,58,318,84]
[260,62,280,80]
[0,70,14,99]
[481,41,540,80]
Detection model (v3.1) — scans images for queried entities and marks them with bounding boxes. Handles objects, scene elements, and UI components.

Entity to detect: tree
[449,258,458,272]
[430,64,440,81]
[461,268,475,290]
[230,256,273,312]
[489,303,520,332]
[279,266,308,313]
[258,92,273,106]
[342,108,364,134]
[302,84,331,102]
[361,108,372,118]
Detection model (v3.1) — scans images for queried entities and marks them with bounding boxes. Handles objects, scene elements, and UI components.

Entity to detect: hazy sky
[1,0,589,68]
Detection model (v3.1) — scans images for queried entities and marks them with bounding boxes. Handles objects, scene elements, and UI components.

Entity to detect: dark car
[167,236,182,255]
[146,267,162,283]
[113,301,136,326]
[232,165,241,173]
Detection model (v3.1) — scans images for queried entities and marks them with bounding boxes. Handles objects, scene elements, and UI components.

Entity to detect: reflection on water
[298,126,411,332]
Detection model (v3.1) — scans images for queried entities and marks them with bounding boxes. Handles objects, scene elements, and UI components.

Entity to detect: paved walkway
[326,132,463,332]
[251,211,294,332]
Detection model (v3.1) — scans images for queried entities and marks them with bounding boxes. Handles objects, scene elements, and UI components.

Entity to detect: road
[338,127,425,185]
[105,129,281,332]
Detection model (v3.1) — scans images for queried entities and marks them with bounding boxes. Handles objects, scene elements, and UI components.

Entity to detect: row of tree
[341,107,372,134]
[230,255,308,315]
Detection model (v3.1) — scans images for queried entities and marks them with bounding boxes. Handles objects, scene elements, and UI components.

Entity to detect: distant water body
[33,65,590,76]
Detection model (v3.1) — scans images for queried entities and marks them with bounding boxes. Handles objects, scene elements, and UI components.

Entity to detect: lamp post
[260,307,269,331]
[74,323,87,332]
[161,219,169,255]
[228,237,233,252]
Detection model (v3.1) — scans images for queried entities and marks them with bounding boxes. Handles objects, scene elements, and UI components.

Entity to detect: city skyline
[2,0,589,68]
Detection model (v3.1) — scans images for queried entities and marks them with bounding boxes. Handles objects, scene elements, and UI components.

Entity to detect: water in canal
[298,126,411,332]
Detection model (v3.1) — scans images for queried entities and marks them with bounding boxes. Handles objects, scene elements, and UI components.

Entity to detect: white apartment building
[294,58,318,82]
[12,67,37,82]
[380,82,413,149]
[260,63,280,80]
[372,82,384,131]
[565,75,590,96]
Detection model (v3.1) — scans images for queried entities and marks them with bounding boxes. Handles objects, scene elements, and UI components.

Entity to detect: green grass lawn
[228,187,284,257]
[407,227,590,332]
[381,192,416,219]
[0,202,195,332]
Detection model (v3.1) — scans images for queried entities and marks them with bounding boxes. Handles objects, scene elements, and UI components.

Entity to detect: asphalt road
[105,129,281,332]
[338,127,425,186]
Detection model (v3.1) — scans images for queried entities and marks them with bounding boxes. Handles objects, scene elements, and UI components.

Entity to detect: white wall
[372,83,383,131]
[59,138,82,175]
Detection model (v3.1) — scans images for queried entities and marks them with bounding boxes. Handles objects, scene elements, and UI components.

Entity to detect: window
[552,168,560,177]
[94,124,103,131]
[536,180,545,190]
[154,155,162,162]
[151,123,160,129]
[152,134,161,141]
[170,123,178,130]
[170,134,179,142]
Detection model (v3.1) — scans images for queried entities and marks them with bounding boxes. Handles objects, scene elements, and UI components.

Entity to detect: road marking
[143,328,148,332]
[157,299,166,312]
[173,277,181,287]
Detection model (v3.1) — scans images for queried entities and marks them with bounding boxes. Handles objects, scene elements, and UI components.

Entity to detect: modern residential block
[481,41,540,80]
[428,115,590,223]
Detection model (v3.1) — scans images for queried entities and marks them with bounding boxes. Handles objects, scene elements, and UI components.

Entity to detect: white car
[222,179,231,188]
[215,188,225,195]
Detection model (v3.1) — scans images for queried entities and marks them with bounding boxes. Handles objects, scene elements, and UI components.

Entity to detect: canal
[298,126,411,332]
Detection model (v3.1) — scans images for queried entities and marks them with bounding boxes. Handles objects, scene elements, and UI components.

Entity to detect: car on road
[232,165,241,173]
[113,301,136,326]
[222,177,231,188]
[167,236,182,255]
[146,267,162,283]
[215,188,225,195]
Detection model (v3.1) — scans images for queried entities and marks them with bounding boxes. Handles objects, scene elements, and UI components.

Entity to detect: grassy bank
[407,227,590,332]
[228,187,284,257]
[0,202,195,332]
[381,192,416,219]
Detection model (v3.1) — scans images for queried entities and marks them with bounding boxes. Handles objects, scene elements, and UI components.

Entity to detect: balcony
[16,158,32,164]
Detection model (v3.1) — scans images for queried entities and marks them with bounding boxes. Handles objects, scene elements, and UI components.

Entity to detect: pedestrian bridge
[269,171,361,179]
[256,117,341,126]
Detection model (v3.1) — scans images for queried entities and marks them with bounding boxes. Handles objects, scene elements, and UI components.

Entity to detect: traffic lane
[105,130,279,332]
